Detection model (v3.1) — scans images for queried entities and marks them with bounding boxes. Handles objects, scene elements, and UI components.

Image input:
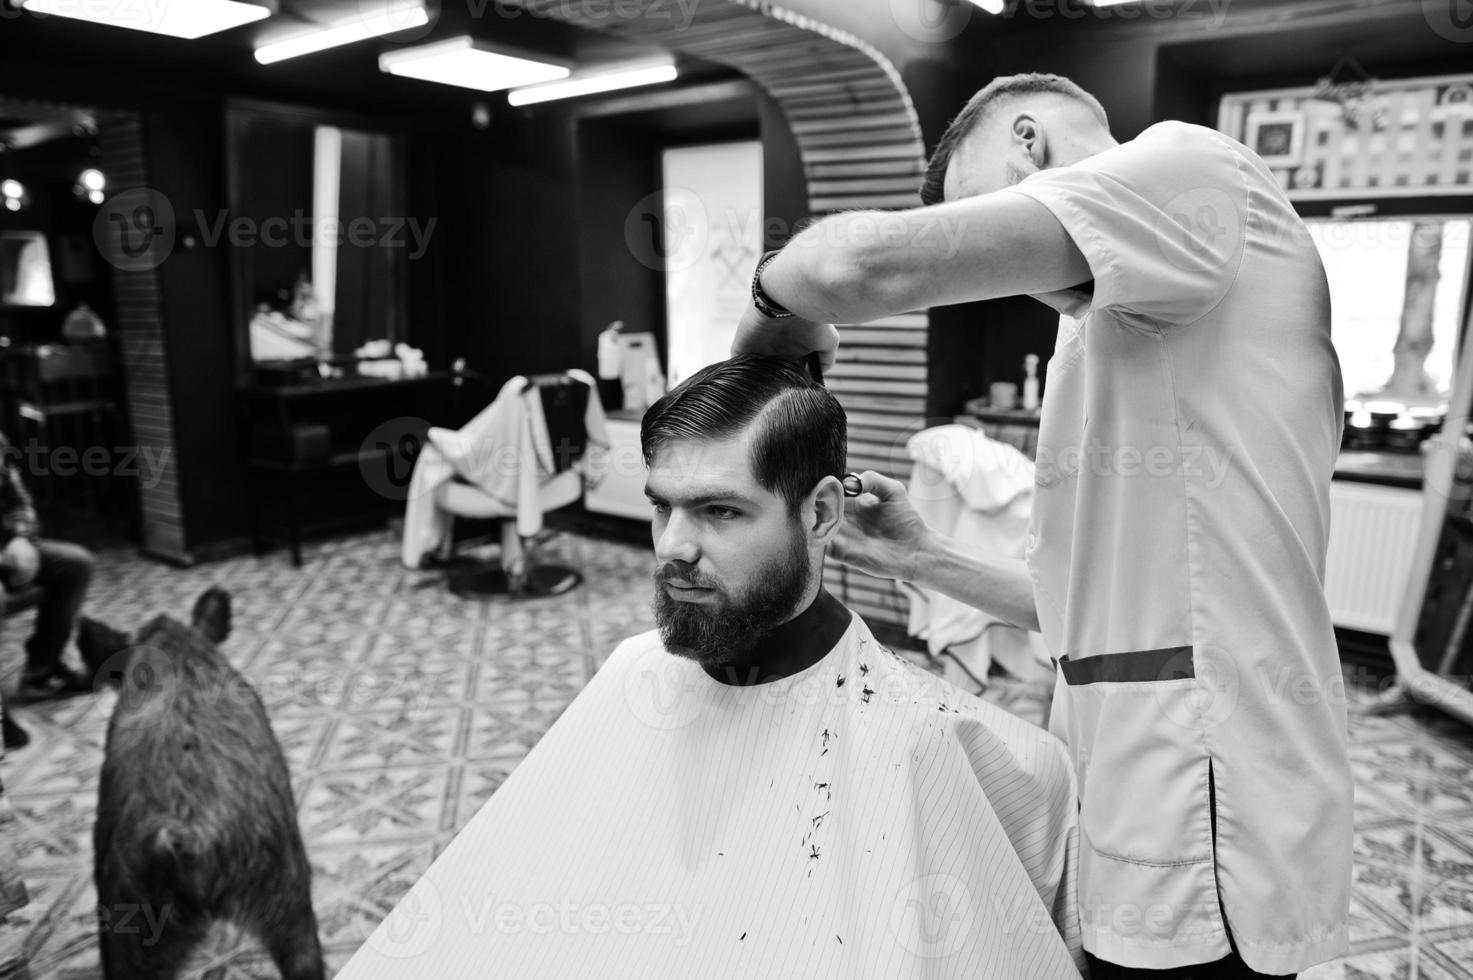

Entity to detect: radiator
[1325,481,1425,635]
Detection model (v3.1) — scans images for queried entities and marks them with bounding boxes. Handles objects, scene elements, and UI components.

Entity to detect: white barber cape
[339,611,1086,979]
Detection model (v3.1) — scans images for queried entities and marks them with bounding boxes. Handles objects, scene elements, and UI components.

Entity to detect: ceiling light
[507,62,678,107]
[256,3,430,65]
[379,37,570,92]
[21,0,271,39]
[965,0,1005,12]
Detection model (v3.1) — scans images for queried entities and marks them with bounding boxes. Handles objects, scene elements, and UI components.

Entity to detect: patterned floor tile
[271,714,333,776]
[1356,822,1424,870]
[1419,744,1473,819]
[10,794,96,870]
[1356,784,1419,828]
[246,651,364,719]
[463,700,567,761]
[472,651,587,705]
[450,750,530,830]
[1300,945,1465,980]
[12,866,96,978]
[0,526,1469,980]
[359,629,479,680]
[1417,850,1473,937]
[317,708,466,772]
[1354,853,1421,931]
[1346,891,1409,952]
[298,764,453,846]
[309,841,439,953]
[1421,935,1473,979]
[342,660,475,713]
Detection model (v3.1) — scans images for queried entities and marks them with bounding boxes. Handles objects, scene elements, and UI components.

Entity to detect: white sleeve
[1003,122,1250,327]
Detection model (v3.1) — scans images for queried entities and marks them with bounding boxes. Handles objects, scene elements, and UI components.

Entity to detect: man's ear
[1011,112,1047,167]
[807,475,844,546]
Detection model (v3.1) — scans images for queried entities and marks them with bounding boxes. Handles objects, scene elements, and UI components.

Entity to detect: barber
[732,72,1350,979]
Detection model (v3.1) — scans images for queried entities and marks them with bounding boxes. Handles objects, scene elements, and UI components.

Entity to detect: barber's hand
[830,471,935,584]
[1,537,39,588]
[732,304,840,374]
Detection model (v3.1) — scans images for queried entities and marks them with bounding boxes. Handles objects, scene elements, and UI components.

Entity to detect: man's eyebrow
[643,485,759,507]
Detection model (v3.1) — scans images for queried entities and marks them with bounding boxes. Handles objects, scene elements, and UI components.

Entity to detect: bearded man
[338,355,1085,979]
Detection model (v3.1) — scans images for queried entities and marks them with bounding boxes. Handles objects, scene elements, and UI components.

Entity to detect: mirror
[1388,296,1473,726]
[225,102,407,370]
[0,231,56,308]
[1306,215,1472,417]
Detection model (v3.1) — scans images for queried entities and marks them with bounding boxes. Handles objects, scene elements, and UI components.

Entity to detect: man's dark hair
[641,354,846,513]
[919,73,1109,207]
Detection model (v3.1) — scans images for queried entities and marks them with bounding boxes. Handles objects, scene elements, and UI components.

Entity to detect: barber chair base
[448,562,583,599]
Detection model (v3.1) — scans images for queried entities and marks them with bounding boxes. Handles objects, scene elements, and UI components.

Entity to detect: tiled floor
[0,527,1467,979]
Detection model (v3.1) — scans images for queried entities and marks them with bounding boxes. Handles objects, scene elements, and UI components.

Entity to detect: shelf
[1334,450,1423,490]
[246,445,392,472]
[240,371,449,400]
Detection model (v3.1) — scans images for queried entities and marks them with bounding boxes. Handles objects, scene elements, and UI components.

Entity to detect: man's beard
[652,531,811,670]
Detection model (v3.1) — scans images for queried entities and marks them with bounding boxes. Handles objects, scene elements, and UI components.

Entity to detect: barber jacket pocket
[1062,647,1214,867]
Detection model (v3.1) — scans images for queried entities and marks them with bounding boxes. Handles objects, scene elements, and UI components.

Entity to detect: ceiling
[0,0,739,119]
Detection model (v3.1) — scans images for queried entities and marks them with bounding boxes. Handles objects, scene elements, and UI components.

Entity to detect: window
[660,140,763,388]
[1306,216,1472,410]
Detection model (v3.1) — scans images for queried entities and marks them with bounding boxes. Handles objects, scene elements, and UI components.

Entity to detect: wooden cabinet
[239,372,452,565]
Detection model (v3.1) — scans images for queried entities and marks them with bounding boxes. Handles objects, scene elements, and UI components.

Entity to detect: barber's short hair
[641,354,846,513]
[920,73,1109,206]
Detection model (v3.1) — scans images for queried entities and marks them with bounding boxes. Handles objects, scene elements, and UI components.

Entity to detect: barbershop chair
[433,372,596,598]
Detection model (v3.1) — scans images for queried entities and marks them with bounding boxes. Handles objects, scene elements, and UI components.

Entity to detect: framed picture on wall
[1244,110,1305,167]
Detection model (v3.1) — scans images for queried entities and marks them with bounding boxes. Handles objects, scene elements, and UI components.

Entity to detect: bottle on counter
[1022,353,1040,412]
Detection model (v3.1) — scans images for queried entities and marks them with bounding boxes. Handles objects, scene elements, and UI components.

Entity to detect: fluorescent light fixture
[21,0,270,39]
[965,0,1005,12]
[1085,0,1139,5]
[507,62,678,107]
[256,3,430,65]
[379,36,570,92]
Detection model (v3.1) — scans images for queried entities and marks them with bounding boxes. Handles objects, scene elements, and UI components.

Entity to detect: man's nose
[654,510,700,566]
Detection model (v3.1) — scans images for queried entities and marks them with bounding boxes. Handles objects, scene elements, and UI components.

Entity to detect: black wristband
[751,249,794,319]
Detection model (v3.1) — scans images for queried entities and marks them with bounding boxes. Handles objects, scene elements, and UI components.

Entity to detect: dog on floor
[80,588,324,980]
